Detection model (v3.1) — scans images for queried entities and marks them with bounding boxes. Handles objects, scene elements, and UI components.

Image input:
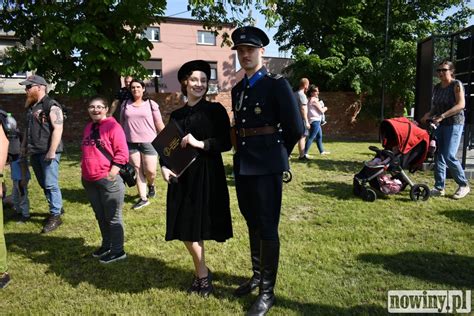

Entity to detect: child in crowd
[10,153,30,223]
[320,99,327,126]
[6,125,31,223]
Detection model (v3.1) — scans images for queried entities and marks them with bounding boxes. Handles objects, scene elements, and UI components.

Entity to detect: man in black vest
[19,75,64,233]
[231,26,304,316]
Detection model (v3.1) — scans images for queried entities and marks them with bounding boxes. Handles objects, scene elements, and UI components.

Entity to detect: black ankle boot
[234,229,261,297]
[198,269,213,297]
[247,240,280,316]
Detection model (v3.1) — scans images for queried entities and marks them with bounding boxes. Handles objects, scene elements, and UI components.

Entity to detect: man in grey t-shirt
[294,78,310,160]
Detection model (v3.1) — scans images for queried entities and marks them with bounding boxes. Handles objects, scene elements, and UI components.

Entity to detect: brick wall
[0,91,380,144]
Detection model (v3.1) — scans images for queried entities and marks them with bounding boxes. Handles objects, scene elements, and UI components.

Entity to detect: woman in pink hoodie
[81,96,129,264]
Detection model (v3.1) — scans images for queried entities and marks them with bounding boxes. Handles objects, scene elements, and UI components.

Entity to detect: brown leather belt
[238,126,277,137]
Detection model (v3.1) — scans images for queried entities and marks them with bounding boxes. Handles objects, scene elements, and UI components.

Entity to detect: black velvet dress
[164,99,233,242]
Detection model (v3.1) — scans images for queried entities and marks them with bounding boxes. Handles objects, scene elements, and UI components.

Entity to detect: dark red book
[152,119,198,177]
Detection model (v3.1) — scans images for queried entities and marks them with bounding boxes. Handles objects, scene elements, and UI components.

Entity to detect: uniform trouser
[30,153,63,216]
[82,177,125,253]
[234,173,283,241]
[0,199,7,273]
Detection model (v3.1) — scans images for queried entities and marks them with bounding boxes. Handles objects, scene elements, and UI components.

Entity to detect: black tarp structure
[415,25,473,168]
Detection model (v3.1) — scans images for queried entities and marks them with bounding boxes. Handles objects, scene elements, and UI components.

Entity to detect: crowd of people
[0,26,471,316]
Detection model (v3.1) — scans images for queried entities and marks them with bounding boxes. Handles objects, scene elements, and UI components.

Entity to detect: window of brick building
[141,59,162,78]
[144,27,160,42]
[208,62,217,80]
[197,31,216,46]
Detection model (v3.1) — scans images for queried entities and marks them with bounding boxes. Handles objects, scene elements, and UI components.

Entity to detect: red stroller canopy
[380,117,429,167]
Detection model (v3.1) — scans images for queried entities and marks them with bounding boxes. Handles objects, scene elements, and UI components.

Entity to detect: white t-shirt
[308,97,324,123]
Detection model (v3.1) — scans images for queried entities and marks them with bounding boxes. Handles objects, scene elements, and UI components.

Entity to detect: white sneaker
[453,185,470,200]
[321,151,331,155]
[430,188,445,197]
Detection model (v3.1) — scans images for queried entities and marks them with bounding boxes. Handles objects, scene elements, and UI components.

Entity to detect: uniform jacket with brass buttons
[232,67,304,176]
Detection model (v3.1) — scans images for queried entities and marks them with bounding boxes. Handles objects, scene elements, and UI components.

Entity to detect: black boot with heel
[234,229,261,297]
[247,240,279,316]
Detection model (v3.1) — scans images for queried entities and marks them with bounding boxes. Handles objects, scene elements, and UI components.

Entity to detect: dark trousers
[235,173,282,241]
[82,177,125,253]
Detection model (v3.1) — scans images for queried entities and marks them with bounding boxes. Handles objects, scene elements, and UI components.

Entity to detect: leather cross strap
[238,126,277,137]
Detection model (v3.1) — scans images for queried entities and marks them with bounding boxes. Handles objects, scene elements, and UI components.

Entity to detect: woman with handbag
[120,79,165,210]
[81,96,129,264]
[160,60,233,296]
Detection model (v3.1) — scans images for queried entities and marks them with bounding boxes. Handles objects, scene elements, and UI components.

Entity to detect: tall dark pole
[381,0,390,121]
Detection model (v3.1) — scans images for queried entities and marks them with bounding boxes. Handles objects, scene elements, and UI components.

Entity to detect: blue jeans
[30,153,63,216]
[304,121,324,155]
[434,124,468,189]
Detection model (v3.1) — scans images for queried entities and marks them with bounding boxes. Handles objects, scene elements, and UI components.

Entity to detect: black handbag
[117,162,137,187]
[91,123,137,187]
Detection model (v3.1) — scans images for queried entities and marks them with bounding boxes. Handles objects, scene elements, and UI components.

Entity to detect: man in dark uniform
[231,26,304,316]
[109,75,133,119]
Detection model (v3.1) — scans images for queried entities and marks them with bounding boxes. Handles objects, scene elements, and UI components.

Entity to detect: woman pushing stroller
[421,60,470,200]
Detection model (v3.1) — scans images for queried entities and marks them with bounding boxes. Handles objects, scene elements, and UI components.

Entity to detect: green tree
[0,0,166,99]
[191,0,472,117]
[274,0,473,114]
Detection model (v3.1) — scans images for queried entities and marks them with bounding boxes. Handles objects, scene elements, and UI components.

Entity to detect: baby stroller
[353,117,431,202]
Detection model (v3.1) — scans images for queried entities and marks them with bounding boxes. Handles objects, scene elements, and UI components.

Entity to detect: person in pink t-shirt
[303,85,330,158]
[120,79,165,210]
[81,96,129,264]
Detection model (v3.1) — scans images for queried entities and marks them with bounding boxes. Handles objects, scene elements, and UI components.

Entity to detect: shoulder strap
[266,72,283,80]
[90,124,113,163]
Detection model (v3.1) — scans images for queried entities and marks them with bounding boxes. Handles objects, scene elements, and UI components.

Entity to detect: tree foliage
[0,0,166,99]
[191,0,473,114]
[274,0,473,111]
[0,0,471,109]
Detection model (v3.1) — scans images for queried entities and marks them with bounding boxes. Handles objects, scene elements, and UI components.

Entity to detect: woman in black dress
[160,60,232,296]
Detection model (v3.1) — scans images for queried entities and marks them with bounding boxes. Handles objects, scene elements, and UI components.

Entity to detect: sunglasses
[25,84,38,90]
[436,68,450,73]
[88,105,106,110]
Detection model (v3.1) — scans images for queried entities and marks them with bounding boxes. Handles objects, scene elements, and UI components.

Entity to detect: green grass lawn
[2,141,473,315]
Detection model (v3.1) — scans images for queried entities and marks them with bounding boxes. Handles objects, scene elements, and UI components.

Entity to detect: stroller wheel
[283,170,292,183]
[410,184,430,201]
[363,188,377,202]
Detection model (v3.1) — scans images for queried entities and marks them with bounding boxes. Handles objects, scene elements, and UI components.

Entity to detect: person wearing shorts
[120,79,164,210]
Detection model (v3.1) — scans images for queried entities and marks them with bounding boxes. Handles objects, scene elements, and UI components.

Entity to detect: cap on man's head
[19,75,48,86]
[177,60,211,82]
[231,26,269,50]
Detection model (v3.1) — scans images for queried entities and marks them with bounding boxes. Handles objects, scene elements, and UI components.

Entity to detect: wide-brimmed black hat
[19,75,48,86]
[231,26,269,50]
[177,60,211,82]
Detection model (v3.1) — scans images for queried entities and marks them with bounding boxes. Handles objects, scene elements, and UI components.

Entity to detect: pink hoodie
[81,117,129,181]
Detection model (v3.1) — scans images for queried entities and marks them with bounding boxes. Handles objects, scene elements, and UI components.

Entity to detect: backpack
[0,109,18,139]
[41,95,68,121]
[0,109,21,158]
